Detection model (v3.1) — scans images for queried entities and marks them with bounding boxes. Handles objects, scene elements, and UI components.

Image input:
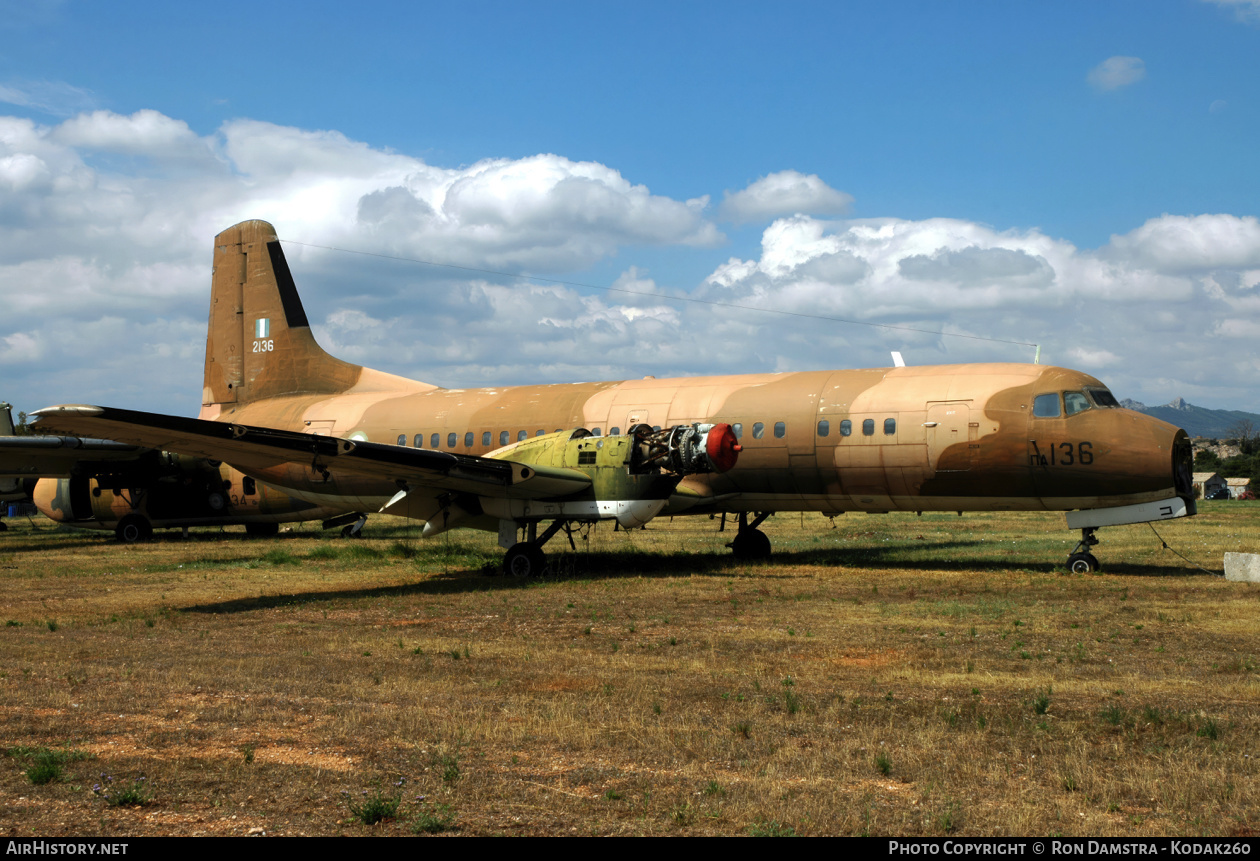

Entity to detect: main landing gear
[726,512,773,560]
[115,513,153,543]
[501,519,575,577]
[340,514,368,539]
[1066,527,1100,574]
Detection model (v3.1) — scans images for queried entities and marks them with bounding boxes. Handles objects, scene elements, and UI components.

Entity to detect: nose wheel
[1066,527,1100,573]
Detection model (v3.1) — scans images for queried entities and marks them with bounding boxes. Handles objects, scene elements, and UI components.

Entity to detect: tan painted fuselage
[194,221,1191,527]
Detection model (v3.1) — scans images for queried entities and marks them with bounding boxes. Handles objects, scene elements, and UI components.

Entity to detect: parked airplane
[34,220,1196,574]
[2,401,355,540]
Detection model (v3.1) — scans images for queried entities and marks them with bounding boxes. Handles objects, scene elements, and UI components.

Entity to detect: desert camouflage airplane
[35,220,1196,574]
[1,400,354,540]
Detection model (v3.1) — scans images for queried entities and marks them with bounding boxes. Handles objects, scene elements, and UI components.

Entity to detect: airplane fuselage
[217,362,1191,522]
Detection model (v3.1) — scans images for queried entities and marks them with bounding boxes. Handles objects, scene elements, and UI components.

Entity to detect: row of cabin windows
[394,418,897,450]
[817,418,896,437]
[726,418,897,440]
[396,426,634,449]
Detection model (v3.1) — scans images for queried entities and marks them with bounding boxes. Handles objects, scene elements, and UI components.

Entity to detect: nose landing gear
[1066,527,1100,574]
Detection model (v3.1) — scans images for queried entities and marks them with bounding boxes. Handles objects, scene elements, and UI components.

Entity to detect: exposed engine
[626,422,742,475]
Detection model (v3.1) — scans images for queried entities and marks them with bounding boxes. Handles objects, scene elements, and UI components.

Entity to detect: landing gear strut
[727,512,772,560]
[1066,527,1100,574]
[502,519,571,577]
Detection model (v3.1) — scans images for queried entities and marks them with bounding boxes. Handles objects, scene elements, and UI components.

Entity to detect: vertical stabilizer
[202,221,424,416]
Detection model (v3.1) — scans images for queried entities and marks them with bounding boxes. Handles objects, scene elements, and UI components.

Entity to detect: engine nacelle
[446,424,743,536]
[627,423,742,475]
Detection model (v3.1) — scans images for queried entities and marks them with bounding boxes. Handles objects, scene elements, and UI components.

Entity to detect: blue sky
[3,0,1260,417]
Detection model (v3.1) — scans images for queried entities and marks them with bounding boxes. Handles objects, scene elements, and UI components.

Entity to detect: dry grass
[1,503,1257,836]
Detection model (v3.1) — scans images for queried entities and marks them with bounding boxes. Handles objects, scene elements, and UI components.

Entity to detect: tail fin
[202,220,430,416]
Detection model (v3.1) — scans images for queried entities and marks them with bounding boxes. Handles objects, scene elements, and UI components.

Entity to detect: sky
[2,0,1260,419]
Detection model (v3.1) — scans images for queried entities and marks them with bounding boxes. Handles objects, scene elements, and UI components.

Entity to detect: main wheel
[115,514,153,543]
[1066,552,1099,574]
[728,528,772,560]
[503,542,546,577]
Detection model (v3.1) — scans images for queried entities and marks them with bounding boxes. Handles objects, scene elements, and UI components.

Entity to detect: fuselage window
[840,420,852,436]
[431,433,440,448]
[517,430,528,442]
[482,431,491,446]
[414,434,424,448]
[1064,392,1090,416]
[862,419,875,436]
[447,432,457,448]
[774,421,786,439]
[1033,393,1061,418]
[817,420,829,437]
[884,418,896,435]
[752,422,765,439]
[464,432,474,447]
[610,427,620,436]
[536,429,545,437]
[592,428,601,436]
[732,422,743,438]
[500,430,509,446]
[242,476,256,495]
[397,434,407,446]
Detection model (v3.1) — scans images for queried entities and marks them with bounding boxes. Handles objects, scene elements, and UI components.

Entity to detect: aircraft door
[624,409,653,431]
[926,402,972,472]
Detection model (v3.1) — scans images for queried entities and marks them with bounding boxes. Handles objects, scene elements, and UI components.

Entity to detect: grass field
[1,503,1257,836]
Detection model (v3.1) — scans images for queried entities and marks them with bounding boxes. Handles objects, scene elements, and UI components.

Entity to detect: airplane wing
[0,434,146,478]
[32,405,594,501]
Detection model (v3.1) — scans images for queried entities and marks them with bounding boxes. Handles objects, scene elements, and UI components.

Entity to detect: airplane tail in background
[202,220,431,417]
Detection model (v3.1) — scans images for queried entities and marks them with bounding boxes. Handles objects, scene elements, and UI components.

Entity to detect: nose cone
[1031,409,1190,506]
[32,478,68,522]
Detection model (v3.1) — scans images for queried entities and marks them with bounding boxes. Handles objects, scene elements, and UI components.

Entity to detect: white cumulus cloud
[5,105,1260,415]
[719,170,853,223]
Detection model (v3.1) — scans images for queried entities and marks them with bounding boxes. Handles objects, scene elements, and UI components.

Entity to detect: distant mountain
[1121,398,1260,439]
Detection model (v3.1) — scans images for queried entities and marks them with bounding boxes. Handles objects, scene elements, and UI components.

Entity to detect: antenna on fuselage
[891,351,906,368]
[1034,345,1041,365]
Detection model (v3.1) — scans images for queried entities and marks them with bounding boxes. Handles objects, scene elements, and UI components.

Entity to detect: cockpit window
[1033,393,1061,418]
[1064,392,1090,416]
[1086,387,1119,408]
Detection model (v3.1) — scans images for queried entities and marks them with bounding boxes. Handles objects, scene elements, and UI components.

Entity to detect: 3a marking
[252,339,274,353]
